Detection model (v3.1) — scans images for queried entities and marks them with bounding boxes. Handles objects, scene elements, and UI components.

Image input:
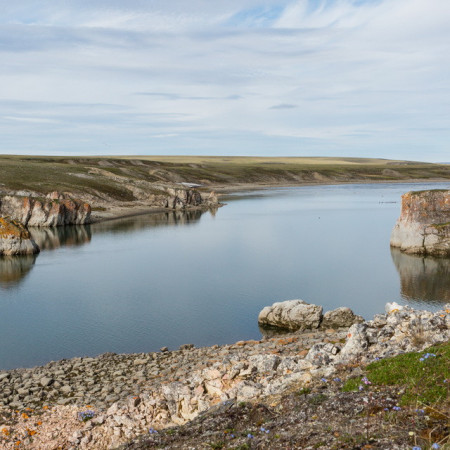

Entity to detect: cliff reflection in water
[30,225,92,251]
[90,209,207,235]
[391,248,450,306]
[0,255,37,289]
[0,209,209,288]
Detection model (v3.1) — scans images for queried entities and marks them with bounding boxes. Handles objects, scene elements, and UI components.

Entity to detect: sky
[0,0,449,161]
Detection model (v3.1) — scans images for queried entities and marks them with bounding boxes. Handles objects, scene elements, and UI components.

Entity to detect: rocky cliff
[390,189,450,256]
[0,217,40,256]
[0,192,92,227]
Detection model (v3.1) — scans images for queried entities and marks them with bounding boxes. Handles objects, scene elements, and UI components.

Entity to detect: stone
[321,307,364,329]
[337,323,369,361]
[305,343,340,366]
[0,193,92,227]
[390,189,449,256]
[0,217,40,255]
[258,299,323,331]
[60,385,73,394]
[179,344,195,351]
[385,302,404,314]
[40,377,54,387]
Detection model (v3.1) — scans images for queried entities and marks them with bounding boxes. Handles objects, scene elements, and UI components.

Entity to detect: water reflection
[30,226,92,251]
[0,209,209,288]
[390,248,450,306]
[91,209,207,235]
[0,255,37,289]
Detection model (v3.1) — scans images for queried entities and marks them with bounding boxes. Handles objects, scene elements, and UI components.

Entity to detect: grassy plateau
[0,155,449,202]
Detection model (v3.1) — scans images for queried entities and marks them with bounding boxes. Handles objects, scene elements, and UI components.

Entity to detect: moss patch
[342,342,450,407]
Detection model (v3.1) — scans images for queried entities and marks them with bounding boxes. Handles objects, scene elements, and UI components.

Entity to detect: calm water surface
[1,182,449,370]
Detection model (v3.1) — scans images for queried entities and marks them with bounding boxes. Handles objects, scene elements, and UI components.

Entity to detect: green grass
[342,341,450,407]
[410,189,449,195]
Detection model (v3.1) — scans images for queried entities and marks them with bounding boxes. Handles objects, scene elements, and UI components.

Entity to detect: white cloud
[0,0,449,161]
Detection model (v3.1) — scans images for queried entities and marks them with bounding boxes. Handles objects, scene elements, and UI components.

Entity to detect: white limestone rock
[321,307,364,328]
[258,299,323,331]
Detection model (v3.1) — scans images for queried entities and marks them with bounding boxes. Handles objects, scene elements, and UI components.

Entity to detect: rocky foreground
[0,302,448,449]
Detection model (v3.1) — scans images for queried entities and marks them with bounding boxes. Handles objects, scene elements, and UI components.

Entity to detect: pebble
[0,303,448,450]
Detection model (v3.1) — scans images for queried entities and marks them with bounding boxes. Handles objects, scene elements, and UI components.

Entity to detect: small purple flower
[384,408,389,411]
[419,358,425,362]
[260,427,266,432]
[78,410,95,422]
[374,357,380,361]
[416,409,425,415]
[392,406,401,411]
[358,385,364,391]
[431,444,440,449]
[362,377,371,385]
[230,434,235,438]
[148,427,158,434]
[247,433,254,439]
[321,378,327,382]
[333,377,341,382]
[412,447,421,450]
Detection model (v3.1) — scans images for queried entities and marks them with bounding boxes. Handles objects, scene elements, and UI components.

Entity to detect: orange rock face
[0,217,31,239]
[399,190,449,224]
[390,189,450,256]
[0,192,92,227]
[0,217,40,255]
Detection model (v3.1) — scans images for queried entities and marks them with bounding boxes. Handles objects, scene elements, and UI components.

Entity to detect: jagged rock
[0,217,40,255]
[337,323,370,361]
[165,188,203,210]
[305,343,340,366]
[321,307,364,328]
[390,189,450,256]
[0,192,92,227]
[258,300,323,331]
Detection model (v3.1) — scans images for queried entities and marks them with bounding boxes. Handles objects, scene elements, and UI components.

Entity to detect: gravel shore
[0,303,448,449]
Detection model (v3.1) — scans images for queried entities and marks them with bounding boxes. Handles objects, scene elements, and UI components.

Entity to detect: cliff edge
[0,217,40,255]
[390,189,450,256]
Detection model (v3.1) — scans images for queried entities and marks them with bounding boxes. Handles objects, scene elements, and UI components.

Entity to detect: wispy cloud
[0,0,449,161]
[270,104,297,110]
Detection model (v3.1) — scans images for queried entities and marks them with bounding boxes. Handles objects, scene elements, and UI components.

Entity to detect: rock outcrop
[0,192,92,227]
[258,300,363,332]
[390,189,450,256]
[0,217,40,255]
[258,300,323,331]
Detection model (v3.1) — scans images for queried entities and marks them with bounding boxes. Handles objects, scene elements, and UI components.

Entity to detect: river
[0,182,448,370]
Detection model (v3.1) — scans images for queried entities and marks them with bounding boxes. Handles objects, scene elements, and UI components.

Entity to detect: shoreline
[89,177,450,224]
[0,302,448,449]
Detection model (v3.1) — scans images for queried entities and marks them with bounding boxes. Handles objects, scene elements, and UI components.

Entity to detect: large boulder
[321,307,364,329]
[390,189,449,256]
[258,299,323,331]
[0,217,40,255]
[0,192,91,227]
